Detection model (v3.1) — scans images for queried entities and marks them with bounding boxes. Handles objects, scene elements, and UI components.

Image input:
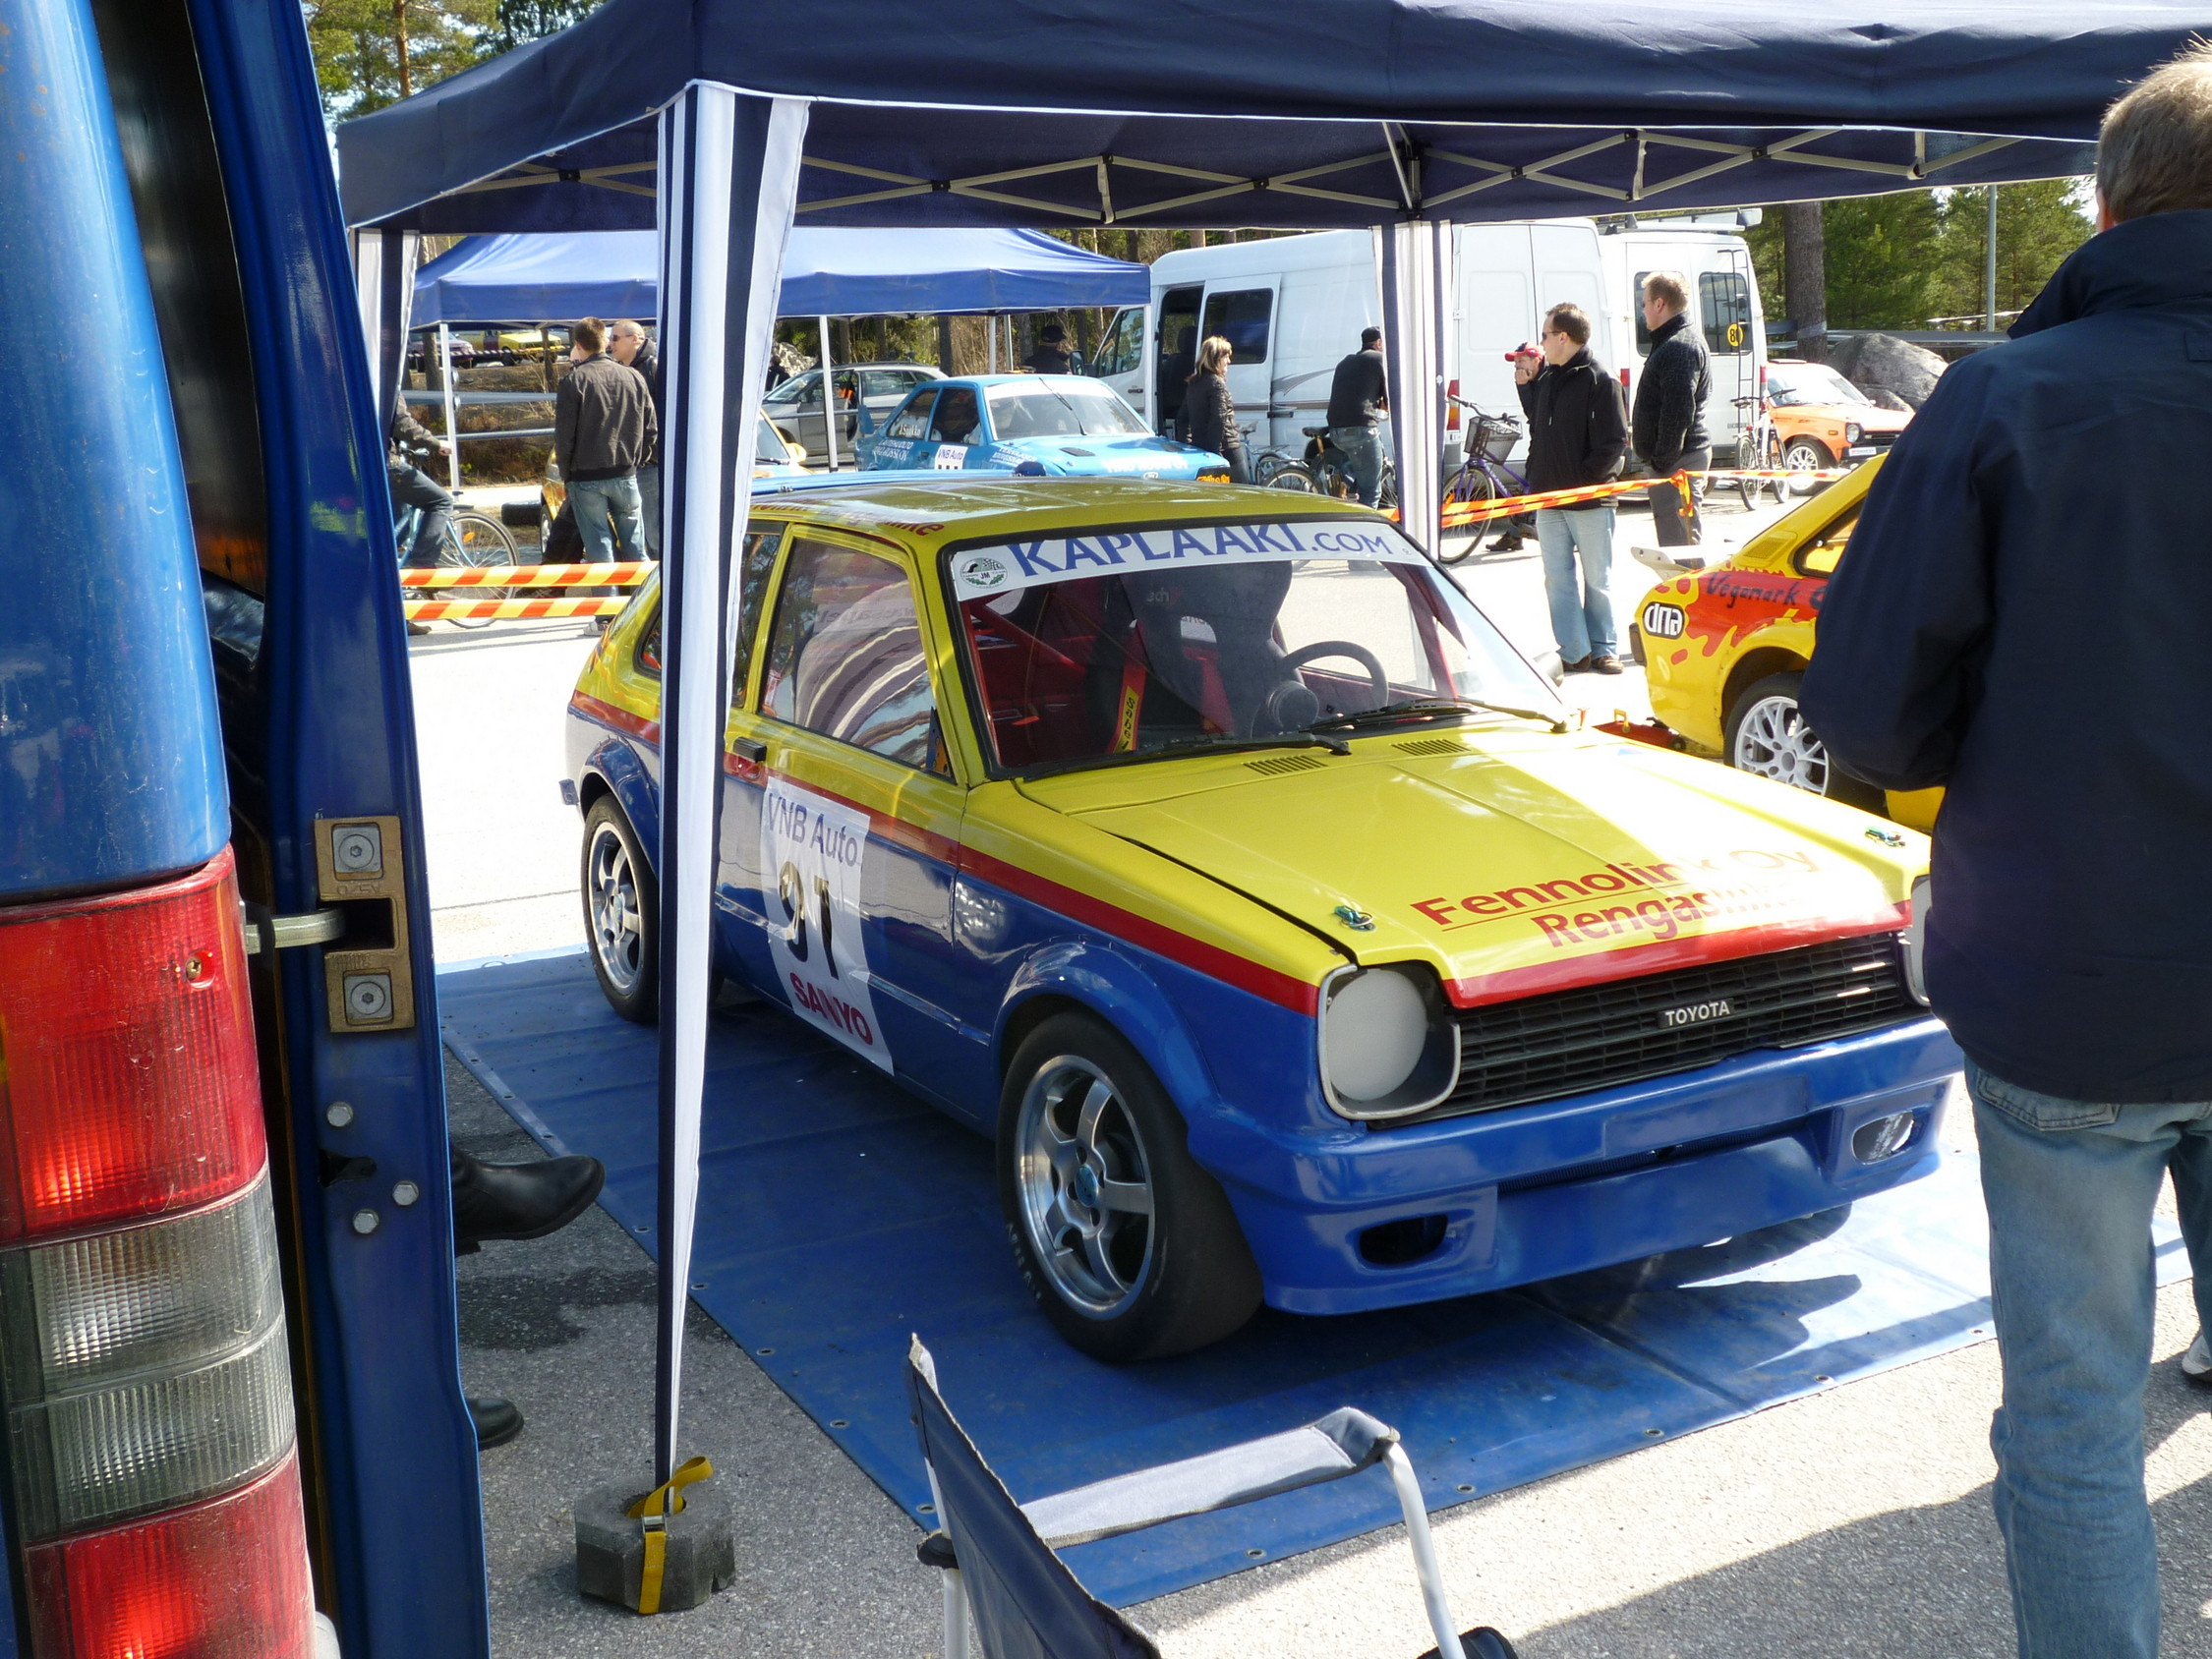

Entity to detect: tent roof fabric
[410,227,1148,323]
[336,0,2201,233]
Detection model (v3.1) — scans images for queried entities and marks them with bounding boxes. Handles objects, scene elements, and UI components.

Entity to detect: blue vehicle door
[78,0,491,1652]
[869,385,940,471]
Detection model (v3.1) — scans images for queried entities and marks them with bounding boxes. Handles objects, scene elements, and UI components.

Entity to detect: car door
[1199,279,1280,453]
[871,385,940,469]
[728,529,972,1095]
[1154,282,1202,435]
[764,368,821,455]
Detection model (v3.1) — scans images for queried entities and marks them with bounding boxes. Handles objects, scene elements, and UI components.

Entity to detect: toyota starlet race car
[564,476,1956,1361]
[1633,456,1942,833]
[854,374,1231,481]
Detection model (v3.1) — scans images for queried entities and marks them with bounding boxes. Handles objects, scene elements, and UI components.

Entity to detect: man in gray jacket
[555,315,656,562]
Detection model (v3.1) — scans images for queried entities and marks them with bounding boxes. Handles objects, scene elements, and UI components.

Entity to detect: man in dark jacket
[1630,271,1710,545]
[1021,322,1077,375]
[555,315,656,563]
[609,319,663,555]
[1801,51,2212,1659]
[1325,326,1389,507]
[1514,303,1628,673]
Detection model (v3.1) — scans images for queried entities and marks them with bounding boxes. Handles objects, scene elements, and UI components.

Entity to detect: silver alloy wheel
[1782,440,1826,473]
[1733,694,1834,793]
[587,822,646,995]
[1014,1056,1157,1317]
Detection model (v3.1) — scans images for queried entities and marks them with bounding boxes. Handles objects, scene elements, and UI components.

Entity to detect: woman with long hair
[1183,334,1250,483]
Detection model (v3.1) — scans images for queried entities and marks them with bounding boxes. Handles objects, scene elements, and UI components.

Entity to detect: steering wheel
[1278,639,1391,709]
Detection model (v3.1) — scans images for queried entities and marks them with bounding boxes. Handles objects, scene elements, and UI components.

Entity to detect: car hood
[1025,732,1914,1005]
[1007,435,1221,473]
[1787,402,1911,431]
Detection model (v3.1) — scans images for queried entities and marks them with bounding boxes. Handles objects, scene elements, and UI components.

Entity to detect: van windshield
[948,519,1559,772]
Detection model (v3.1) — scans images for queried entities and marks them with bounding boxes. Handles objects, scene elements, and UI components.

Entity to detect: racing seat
[905,1336,1518,1659]
[1080,564,1318,750]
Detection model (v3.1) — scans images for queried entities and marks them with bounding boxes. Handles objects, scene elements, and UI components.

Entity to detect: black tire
[582,797,659,1022]
[998,1012,1261,1362]
[1723,671,1883,810]
[1264,462,1321,493]
[439,511,520,630]
[1439,467,1497,565]
[1781,436,1831,491]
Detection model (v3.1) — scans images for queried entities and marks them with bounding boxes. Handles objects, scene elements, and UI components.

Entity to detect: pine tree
[1931,181,2094,323]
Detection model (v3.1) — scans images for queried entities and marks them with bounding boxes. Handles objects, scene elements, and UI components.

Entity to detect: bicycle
[1729,395,1789,509]
[392,462,519,632]
[1430,398,1543,565]
[1259,426,1400,512]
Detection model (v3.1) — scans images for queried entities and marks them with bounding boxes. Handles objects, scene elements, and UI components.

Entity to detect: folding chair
[905,1337,1519,1659]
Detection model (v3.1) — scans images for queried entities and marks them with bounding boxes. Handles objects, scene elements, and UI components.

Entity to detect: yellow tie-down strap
[626,1455,715,1615]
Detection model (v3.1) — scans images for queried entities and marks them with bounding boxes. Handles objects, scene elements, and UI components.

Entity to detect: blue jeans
[568,474,645,563]
[1536,505,1615,660]
[1328,426,1385,508]
[1969,1060,2212,1659]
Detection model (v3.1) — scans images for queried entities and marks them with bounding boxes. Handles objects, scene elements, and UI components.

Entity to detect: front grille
[1399,933,1916,1126]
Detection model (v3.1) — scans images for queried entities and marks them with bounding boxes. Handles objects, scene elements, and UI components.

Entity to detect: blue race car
[855,374,1231,480]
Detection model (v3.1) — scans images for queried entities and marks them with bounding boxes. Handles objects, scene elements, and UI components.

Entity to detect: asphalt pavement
[416,488,2212,1657]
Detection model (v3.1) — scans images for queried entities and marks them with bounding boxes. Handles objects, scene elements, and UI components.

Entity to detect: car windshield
[1768,366,1873,409]
[985,382,1150,440]
[949,518,1561,772]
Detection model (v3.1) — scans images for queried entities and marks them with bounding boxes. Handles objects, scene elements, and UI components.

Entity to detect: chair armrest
[1021,1407,1395,1548]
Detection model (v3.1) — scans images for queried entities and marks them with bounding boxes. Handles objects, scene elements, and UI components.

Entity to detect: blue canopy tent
[338,0,2211,1531]
[410,226,1147,322]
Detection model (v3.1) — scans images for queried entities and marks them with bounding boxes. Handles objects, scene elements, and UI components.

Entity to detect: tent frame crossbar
[447,124,2029,222]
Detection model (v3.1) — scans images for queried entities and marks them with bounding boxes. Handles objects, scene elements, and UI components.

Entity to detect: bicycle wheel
[1264,462,1321,493]
[437,511,519,630]
[1438,466,1497,565]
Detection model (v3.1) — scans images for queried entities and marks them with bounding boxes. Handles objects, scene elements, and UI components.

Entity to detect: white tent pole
[650,84,807,1487]
[437,321,461,492]
[818,313,839,470]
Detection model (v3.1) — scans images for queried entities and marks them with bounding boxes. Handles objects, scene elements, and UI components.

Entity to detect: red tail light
[1444,379,1460,430]
[1620,367,1631,391]
[24,1455,313,1659]
[0,849,316,1657]
[0,851,265,1241]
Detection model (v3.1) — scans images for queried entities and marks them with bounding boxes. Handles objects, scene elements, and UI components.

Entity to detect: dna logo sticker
[1640,601,1687,640]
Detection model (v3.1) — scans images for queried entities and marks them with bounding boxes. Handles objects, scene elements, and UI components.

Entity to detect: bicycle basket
[1473,416,1521,463]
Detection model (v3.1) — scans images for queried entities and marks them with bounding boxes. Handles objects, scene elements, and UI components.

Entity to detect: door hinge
[240,902,346,955]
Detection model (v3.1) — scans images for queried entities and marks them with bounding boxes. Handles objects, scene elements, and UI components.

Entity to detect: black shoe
[451,1150,606,1253]
[470,1395,523,1450]
[1487,534,1524,552]
[1591,654,1624,675]
[406,621,432,637]
[1560,656,1593,675]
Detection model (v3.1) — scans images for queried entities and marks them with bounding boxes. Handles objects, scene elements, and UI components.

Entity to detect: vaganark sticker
[762,777,891,1070]
[951,520,1421,601]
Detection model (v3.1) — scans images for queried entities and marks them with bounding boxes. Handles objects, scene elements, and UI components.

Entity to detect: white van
[1090,217,1764,473]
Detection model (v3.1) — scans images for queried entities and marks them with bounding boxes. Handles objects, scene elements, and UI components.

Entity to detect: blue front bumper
[1200,1017,1960,1315]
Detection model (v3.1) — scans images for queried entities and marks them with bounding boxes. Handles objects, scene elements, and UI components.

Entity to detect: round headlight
[1845,423,1862,444]
[1322,970,1427,1102]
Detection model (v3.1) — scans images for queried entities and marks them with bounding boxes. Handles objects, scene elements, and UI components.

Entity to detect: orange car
[1761,361,1911,475]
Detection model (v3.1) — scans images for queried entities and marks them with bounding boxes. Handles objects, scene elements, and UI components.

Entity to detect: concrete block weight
[574,1477,737,1613]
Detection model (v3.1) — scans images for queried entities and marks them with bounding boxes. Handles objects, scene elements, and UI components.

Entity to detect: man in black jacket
[1630,271,1709,546]
[1513,304,1628,672]
[1801,50,2212,1659]
[609,319,663,556]
[555,316,655,563]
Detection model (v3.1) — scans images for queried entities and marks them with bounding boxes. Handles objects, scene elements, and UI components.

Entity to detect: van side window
[1093,308,1142,377]
[1200,289,1272,363]
[1700,272,1752,356]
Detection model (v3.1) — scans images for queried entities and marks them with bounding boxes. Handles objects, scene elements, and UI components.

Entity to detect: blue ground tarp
[437,947,2190,1607]
[411,228,1147,324]
[336,0,2198,235]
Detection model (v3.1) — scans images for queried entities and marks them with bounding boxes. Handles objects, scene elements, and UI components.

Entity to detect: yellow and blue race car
[854,374,1230,481]
[1633,456,1942,832]
[565,476,1956,1360]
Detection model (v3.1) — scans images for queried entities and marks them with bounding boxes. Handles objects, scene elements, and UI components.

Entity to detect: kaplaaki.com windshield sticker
[951,521,1421,601]
[762,777,892,1071]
